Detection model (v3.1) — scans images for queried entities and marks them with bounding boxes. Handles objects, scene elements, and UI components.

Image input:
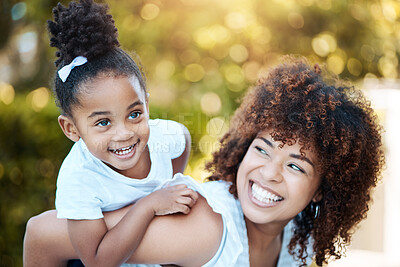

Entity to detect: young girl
[28,0,197,266]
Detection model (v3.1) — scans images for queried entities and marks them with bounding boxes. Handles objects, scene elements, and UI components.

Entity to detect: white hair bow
[58,56,88,82]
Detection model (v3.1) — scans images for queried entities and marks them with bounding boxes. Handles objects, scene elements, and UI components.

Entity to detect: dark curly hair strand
[206,56,384,266]
[47,0,146,117]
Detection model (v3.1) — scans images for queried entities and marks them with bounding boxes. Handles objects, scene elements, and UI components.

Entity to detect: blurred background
[0,0,399,266]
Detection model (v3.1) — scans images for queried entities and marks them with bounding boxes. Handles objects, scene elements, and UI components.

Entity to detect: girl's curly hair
[206,56,385,266]
[47,0,146,117]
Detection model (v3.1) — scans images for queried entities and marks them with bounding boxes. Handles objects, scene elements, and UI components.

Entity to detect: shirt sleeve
[55,168,104,220]
[149,119,186,159]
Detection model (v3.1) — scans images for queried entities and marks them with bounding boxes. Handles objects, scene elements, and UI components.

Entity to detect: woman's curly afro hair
[206,56,385,266]
[47,0,146,117]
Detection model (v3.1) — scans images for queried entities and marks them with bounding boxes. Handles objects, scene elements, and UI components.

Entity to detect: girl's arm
[23,194,222,267]
[172,123,191,175]
[68,185,197,267]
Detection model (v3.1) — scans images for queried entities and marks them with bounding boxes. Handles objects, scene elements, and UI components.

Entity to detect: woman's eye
[129,111,141,120]
[255,146,268,156]
[288,163,305,174]
[96,120,110,127]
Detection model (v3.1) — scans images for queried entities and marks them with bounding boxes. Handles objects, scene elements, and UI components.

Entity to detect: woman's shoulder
[201,181,240,213]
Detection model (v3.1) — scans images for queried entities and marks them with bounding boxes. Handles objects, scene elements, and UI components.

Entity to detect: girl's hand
[142,184,199,216]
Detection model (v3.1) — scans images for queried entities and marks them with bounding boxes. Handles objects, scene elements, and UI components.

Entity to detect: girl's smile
[108,142,137,159]
[59,75,151,179]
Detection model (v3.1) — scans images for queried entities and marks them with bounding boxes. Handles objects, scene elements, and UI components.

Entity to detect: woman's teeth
[111,145,134,155]
[251,183,283,204]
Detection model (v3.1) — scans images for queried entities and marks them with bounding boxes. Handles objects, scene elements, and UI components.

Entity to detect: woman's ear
[312,188,322,202]
[58,115,80,142]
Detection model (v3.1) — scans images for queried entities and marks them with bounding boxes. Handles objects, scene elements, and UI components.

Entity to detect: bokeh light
[140,3,160,20]
[288,12,304,29]
[0,82,15,105]
[26,87,50,112]
[347,58,363,77]
[200,92,221,115]
[198,134,218,155]
[229,44,249,63]
[327,54,345,75]
[243,61,261,82]
[184,63,205,82]
[11,2,27,21]
[122,15,141,32]
[225,12,249,30]
[206,117,229,138]
[222,64,245,86]
[155,60,175,80]
[311,32,337,57]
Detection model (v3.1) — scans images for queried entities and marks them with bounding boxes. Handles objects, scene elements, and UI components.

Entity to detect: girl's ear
[58,115,80,142]
[145,92,150,113]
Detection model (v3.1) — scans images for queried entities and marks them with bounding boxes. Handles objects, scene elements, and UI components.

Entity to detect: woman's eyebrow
[257,136,315,168]
[258,137,274,148]
[290,154,315,168]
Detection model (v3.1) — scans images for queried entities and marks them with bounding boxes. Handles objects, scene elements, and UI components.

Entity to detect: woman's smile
[249,181,283,208]
[237,130,321,225]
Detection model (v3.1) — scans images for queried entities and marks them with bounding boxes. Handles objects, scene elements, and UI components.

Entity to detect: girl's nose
[259,162,283,183]
[112,123,134,141]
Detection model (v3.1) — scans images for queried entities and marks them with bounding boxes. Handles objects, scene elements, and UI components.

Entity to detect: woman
[24,56,384,266]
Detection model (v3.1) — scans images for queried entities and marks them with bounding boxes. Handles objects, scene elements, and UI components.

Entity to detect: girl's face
[66,75,150,178]
[236,130,321,227]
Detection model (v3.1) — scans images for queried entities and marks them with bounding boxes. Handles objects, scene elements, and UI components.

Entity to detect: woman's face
[236,130,321,226]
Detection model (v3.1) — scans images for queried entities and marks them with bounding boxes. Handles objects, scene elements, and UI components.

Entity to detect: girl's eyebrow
[127,100,144,111]
[257,136,315,168]
[88,111,110,118]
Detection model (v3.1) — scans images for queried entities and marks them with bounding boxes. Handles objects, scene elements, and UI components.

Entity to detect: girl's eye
[255,146,268,156]
[129,111,141,120]
[96,120,110,127]
[288,163,305,174]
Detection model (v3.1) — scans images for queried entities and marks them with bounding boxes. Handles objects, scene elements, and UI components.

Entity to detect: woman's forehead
[255,130,318,158]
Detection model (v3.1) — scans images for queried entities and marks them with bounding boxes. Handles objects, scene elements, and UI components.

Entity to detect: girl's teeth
[113,145,133,155]
[251,183,283,204]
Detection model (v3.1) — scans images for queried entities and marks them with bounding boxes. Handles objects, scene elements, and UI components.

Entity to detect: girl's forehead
[81,74,143,92]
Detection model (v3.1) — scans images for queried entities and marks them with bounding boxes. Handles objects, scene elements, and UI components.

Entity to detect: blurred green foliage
[0,0,399,266]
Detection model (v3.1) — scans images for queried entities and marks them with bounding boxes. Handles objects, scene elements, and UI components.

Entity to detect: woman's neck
[245,218,285,267]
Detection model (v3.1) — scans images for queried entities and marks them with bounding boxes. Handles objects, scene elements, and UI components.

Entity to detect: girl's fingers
[180,189,199,202]
[176,196,197,207]
[169,184,188,189]
[177,204,191,215]
[168,184,199,202]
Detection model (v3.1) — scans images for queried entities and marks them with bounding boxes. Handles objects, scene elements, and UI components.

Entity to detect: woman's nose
[259,162,283,183]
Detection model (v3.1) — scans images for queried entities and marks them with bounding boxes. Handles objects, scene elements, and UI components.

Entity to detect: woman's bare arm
[112,195,222,265]
[24,195,223,266]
